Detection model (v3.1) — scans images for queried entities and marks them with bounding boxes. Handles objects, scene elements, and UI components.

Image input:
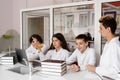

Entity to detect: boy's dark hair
[99,15,117,34]
[75,34,89,42]
[29,34,43,44]
[48,33,70,51]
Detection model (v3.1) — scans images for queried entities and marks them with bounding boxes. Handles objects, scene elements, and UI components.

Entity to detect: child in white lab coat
[44,33,70,61]
[87,15,120,76]
[66,34,96,71]
[26,34,48,61]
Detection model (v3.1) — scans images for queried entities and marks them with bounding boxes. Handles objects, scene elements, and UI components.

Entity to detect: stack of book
[41,59,67,76]
[1,53,17,65]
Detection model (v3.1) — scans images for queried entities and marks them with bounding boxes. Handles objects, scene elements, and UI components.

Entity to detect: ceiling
[25,1,120,17]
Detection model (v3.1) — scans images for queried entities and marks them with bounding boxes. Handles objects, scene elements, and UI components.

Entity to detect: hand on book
[69,64,80,72]
[86,64,96,72]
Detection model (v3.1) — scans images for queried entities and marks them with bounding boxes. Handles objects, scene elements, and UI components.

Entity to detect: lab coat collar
[106,37,119,44]
[77,47,89,55]
[30,45,35,49]
[54,48,63,54]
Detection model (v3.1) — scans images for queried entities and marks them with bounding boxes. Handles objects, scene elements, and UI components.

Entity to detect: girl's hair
[85,32,92,41]
[48,33,70,51]
[119,37,120,41]
[75,34,90,47]
[75,34,89,42]
[29,34,43,44]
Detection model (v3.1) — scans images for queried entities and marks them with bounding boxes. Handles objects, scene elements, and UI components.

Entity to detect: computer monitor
[15,48,41,67]
[8,48,40,74]
[15,48,28,66]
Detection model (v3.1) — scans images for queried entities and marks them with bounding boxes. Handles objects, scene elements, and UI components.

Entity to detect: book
[41,66,66,72]
[1,59,14,65]
[1,56,13,59]
[41,59,67,76]
[41,64,66,69]
[41,69,67,76]
[1,60,16,65]
[1,59,13,62]
[1,53,17,65]
[41,59,66,66]
[1,53,15,59]
[1,62,14,65]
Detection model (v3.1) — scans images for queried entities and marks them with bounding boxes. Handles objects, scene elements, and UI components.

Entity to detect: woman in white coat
[87,15,120,76]
[26,34,48,61]
[45,33,70,61]
[66,34,96,71]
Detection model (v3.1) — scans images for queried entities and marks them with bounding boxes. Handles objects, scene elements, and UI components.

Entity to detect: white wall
[12,0,26,50]
[27,0,71,8]
[0,0,13,35]
[27,0,53,8]
[0,0,26,51]
[0,0,13,51]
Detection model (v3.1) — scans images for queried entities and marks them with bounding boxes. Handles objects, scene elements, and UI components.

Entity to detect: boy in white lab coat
[26,34,48,61]
[66,34,96,71]
[87,15,120,76]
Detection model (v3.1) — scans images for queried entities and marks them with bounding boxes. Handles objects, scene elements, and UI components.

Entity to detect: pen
[102,76,115,80]
[95,72,103,80]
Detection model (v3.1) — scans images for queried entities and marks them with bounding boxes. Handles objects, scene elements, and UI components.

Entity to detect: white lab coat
[96,37,120,76]
[45,48,70,61]
[26,44,48,61]
[66,47,96,70]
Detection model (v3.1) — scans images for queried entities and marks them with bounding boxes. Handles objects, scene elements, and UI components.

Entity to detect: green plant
[2,34,13,39]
